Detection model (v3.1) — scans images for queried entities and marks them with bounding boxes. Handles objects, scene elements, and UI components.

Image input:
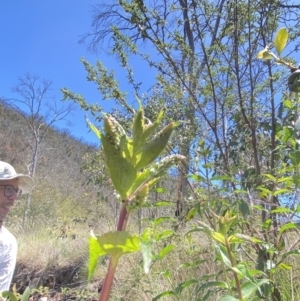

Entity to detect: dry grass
[8,208,300,300]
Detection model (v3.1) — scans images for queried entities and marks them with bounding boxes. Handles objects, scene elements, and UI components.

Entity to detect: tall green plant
[85,100,185,301]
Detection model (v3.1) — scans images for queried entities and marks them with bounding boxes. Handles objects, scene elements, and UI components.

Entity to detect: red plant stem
[117,202,129,231]
[98,202,130,301]
[98,257,119,301]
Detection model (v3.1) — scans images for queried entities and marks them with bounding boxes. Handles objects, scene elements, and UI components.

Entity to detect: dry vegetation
[2,103,300,301]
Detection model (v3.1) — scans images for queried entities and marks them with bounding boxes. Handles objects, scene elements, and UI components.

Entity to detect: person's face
[0,179,19,221]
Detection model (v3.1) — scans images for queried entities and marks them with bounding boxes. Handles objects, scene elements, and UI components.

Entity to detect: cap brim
[0,174,34,194]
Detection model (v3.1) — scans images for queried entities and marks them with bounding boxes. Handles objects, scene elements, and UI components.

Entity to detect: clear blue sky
[0,1,153,146]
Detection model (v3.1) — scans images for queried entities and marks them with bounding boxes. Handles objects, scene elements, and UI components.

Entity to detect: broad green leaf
[88,233,106,281]
[152,291,176,301]
[1,291,18,301]
[101,134,137,199]
[279,222,295,235]
[271,207,293,214]
[96,231,140,257]
[277,176,293,184]
[273,188,290,196]
[241,281,260,299]
[263,173,277,182]
[156,229,174,241]
[158,244,175,259]
[175,279,198,294]
[89,231,141,281]
[274,27,288,55]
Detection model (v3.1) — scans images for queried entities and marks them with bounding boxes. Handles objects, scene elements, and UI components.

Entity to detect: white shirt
[0,226,17,292]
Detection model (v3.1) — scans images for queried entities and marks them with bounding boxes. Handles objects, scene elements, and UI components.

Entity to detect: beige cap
[0,161,34,194]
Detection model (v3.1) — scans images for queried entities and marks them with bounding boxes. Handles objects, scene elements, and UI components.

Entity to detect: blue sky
[0,1,153,146]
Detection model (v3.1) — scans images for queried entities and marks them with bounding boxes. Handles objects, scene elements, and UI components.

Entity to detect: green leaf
[86,117,102,139]
[263,173,277,182]
[188,174,206,182]
[179,259,206,269]
[239,199,250,217]
[101,134,137,199]
[274,27,288,55]
[293,175,300,187]
[88,230,140,281]
[1,291,18,301]
[212,232,226,245]
[135,122,178,170]
[152,291,176,301]
[273,188,290,196]
[279,222,296,235]
[236,263,254,281]
[132,100,145,144]
[175,279,198,294]
[96,231,140,257]
[278,262,292,270]
[135,110,164,153]
[155,187,169,193]
[186,207,197,221]
[154,216,176,225]
[282,249,300,260]
[211,175,233,181]
[158,244,175,259]
[154,201,173,207]
[199,281,228,290]
[263,219,272,231]
[271,207,293,214]
[257,49,273,60]
[289,151,300,165]
[21,287,31,301]
[217,245,232,267]
[241,281,260,299]
[156,229,174,241]
[88,233,106,282]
